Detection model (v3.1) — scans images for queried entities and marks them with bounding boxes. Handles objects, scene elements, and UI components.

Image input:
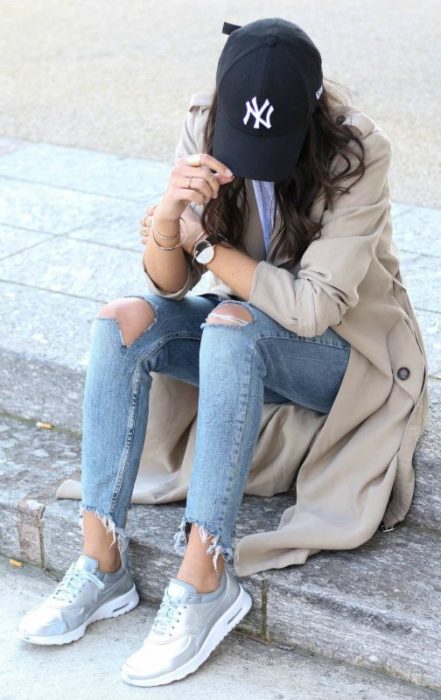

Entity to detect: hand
[155,153,235,222]
[139,204,158,247]
[139,204,207,257]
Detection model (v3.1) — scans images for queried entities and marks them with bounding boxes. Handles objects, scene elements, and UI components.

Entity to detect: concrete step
[1,414,441,692]
[5,558,437,700]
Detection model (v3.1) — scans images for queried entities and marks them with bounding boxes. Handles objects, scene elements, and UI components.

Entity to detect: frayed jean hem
[78,504,130,568]
[173,515,234,574]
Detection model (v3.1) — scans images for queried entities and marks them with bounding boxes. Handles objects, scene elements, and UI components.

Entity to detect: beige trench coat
[57,93,430,578]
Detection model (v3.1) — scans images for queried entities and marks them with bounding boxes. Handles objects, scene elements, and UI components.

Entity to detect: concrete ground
[2,556,438,700]
[1,0,440,207]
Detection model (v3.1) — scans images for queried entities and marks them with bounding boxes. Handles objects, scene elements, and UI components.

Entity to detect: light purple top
[252,180,276,255]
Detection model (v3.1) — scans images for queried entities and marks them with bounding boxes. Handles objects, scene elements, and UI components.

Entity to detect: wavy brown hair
[200,78,367,267]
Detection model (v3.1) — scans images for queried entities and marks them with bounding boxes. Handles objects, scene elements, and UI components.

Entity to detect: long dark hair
[200,78,367,267]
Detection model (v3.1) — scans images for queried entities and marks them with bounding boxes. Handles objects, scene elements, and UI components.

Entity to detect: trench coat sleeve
[248,129,393,337]
[141,102,206,300]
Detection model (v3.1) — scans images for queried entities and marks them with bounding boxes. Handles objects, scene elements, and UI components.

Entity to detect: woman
[17,17,429,688]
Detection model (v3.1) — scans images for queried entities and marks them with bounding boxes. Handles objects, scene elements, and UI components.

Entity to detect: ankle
[176,559,224,593]
[98,560,121,574]
[176,573,222,594]
[82,550,121,573]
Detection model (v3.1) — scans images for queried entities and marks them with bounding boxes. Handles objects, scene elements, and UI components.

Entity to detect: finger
[180,175,214,201]
[139,206,156,225]
[175,174,212,201]
[175,187,207,206]
[195,153,234,177]
[180,154,234,178]
[181,165,220,198]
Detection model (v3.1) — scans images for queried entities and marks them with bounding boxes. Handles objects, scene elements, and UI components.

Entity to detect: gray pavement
[1,1,440,207]
[2,556,437,700]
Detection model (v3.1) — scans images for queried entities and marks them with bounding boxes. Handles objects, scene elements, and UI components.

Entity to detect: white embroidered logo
[315,85,323,100]
[243,97,274,129]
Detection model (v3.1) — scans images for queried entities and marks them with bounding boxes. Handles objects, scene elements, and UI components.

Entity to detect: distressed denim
[79,292,351,572]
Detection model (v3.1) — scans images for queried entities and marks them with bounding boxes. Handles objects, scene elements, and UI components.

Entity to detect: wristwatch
[192,234,218,265]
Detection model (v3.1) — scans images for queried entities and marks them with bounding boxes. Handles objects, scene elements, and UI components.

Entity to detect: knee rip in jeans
[201,301,255,330]
[78,505,129,566]
[96,297,158,348]
[173,516,234,574]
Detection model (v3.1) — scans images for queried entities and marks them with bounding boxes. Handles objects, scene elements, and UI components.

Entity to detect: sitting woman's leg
[173,302,268,585]
[81,297,157,573]
[80,293,220,573]
[173,299,351,583]
[18,292,224,647]
[120,298,350,686]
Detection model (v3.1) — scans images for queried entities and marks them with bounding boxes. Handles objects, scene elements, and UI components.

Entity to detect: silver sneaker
[17,554,139,645]
[120,566,252,687]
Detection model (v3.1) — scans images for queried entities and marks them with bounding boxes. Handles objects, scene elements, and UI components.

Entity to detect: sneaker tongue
[166,577,198,602]
[74,554,99,573]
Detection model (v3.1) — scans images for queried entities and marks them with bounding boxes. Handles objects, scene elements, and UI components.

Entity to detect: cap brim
[212,111,308,182]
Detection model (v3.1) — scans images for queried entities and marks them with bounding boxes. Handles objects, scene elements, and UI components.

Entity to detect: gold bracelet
[151,217,189,251]
[152,215,180,240]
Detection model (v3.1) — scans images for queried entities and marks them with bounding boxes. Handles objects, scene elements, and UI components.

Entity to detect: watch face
[197,244,215,264]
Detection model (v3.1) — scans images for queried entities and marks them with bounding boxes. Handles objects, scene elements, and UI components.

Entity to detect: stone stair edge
[41,498,441,691]
[1,409,441,691]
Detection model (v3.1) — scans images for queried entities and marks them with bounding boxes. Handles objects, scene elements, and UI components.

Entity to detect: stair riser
[267,589,441,690]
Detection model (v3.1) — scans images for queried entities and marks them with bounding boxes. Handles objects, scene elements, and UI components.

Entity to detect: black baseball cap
[212,18,323,182]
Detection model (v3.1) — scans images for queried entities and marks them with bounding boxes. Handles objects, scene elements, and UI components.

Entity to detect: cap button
[266,36,277,46]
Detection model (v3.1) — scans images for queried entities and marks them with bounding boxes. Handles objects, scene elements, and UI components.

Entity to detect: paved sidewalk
[2,556,437,700]
[1,1,440,206]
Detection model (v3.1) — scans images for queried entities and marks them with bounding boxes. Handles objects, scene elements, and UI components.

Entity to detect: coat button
[397,366,410,380]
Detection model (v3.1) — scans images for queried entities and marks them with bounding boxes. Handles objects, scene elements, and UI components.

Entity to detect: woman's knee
[204,302,255,328]
[97,297,157,347]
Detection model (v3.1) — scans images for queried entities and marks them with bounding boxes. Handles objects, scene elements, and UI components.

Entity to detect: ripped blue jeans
[79,292,351,573]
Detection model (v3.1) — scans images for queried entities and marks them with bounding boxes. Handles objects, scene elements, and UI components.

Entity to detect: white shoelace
[151,593,184,636]
[52,564,105,603]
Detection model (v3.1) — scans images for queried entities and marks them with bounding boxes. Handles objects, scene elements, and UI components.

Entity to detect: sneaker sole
[120,583,252,687]
[16,584,140,646]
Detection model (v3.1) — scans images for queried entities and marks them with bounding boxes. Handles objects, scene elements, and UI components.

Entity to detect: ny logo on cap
[243,97,274,130]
